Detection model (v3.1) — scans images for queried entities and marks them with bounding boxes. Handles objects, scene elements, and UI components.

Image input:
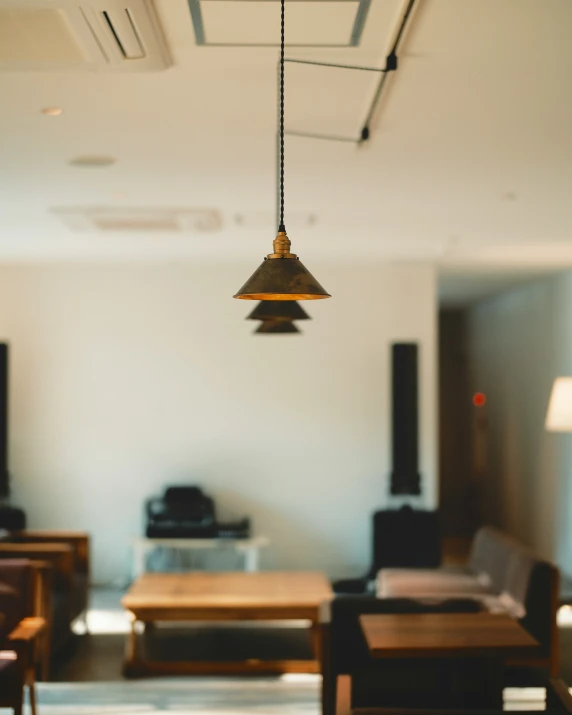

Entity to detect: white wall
[466,271,572,575]
[0,261,437,584]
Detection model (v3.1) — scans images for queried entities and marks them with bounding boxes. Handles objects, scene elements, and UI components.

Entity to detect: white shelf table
[131,535,270,579]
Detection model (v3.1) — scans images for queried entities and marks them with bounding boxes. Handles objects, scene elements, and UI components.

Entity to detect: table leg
[126,615,138,663]
[244,546,259,572]
[310,620,323,667]
[482,657,504,710]
[132,544,147,580]
[442,657,503,709]
[26,668,37,715]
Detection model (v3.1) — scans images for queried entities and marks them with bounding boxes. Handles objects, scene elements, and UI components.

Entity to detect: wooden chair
[0,530,90,670]
[322,596,482,715]
[0,560,46,715]
[0,617,46,715]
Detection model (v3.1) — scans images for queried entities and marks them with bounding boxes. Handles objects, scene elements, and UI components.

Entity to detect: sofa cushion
[377,569,493,598]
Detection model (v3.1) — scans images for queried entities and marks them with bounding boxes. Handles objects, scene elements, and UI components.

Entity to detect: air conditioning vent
[234,211,317,229]
[0,0,171,72]
[101,9,145,60]
[51,207,223,234]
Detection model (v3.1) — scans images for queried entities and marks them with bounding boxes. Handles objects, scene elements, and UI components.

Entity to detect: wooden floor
[41,587,572,715]
[51,588,572,685]
[53,587,317,682]
[36,677,322,715]
[53,626,315,682]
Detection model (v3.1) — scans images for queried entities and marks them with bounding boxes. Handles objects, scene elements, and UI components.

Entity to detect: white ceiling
[1,0,572,303]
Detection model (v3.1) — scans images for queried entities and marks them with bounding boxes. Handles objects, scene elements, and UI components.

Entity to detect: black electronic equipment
[145,485,250,539]
[0,344,9,500]
[0,344,26,532]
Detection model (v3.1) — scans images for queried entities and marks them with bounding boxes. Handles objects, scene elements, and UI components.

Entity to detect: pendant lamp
[255,320,301,334]
[233,0,330,301]
[246,300,311,322]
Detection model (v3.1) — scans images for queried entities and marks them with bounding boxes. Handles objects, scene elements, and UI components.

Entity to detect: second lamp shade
[246,300,310,322]
[255,320,300,334]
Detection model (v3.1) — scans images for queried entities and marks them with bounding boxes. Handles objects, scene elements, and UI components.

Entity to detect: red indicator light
[473,392,487,407]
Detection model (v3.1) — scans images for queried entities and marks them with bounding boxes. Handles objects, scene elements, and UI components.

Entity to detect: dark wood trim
[123,658,321,678]
[550,567,561,676]
[125,606,321,622]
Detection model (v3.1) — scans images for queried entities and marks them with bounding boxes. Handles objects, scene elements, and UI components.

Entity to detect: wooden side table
[359,612,541,710]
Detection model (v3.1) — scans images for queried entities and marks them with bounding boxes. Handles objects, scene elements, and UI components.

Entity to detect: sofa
[376,526,560,676]
[0,530,89,668]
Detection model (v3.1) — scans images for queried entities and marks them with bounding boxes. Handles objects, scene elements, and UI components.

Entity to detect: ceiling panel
[200,0,360,46]
[0,8,85,62]
[285,60,377,138]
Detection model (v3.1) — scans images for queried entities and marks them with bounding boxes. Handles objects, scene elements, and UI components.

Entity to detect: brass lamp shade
[255,320,301,334]
[234,232,330,301]
[246,300,311,322]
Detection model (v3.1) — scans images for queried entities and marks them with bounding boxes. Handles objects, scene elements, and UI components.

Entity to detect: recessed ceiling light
[41,107,63,116]
[69,155,116,168]
[500,191,518,201]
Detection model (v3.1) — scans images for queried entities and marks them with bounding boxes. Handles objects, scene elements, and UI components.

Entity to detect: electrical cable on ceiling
[233,0,331,302]
[282,0,418,145]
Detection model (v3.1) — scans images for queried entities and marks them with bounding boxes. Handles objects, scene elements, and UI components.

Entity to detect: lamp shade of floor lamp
[546,377,572,431]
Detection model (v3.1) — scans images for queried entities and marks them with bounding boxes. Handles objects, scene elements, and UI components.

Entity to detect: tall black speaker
[390,342,421,495]
[0,344,9,500]
[0,344,26,530]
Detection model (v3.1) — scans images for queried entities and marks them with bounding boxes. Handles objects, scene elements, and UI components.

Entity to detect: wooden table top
[122,571,332,615]
[360,612,541,659]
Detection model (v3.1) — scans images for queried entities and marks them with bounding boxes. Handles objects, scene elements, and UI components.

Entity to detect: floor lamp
[546,378,572,432]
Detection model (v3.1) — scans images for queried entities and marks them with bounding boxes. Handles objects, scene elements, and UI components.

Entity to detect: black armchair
[322,596,482,715]
[333,507,442,594]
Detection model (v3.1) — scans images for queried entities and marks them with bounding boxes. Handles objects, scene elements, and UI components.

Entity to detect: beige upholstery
[377,569,492,598]
[375,526,560,676]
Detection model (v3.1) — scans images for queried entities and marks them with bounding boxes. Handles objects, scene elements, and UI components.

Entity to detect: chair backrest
[468,526,559,660]
[468,527,517,591]
[371,508,441,574]
[506,547,559,660]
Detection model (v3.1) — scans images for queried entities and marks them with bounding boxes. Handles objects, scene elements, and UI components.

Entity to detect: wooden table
[360,612,540,658]
[121,571,332,676]
[359,612,541,709]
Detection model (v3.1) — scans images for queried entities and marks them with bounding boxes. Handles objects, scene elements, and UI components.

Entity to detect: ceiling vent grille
[0,0,171,71]
[51,207,223,233]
